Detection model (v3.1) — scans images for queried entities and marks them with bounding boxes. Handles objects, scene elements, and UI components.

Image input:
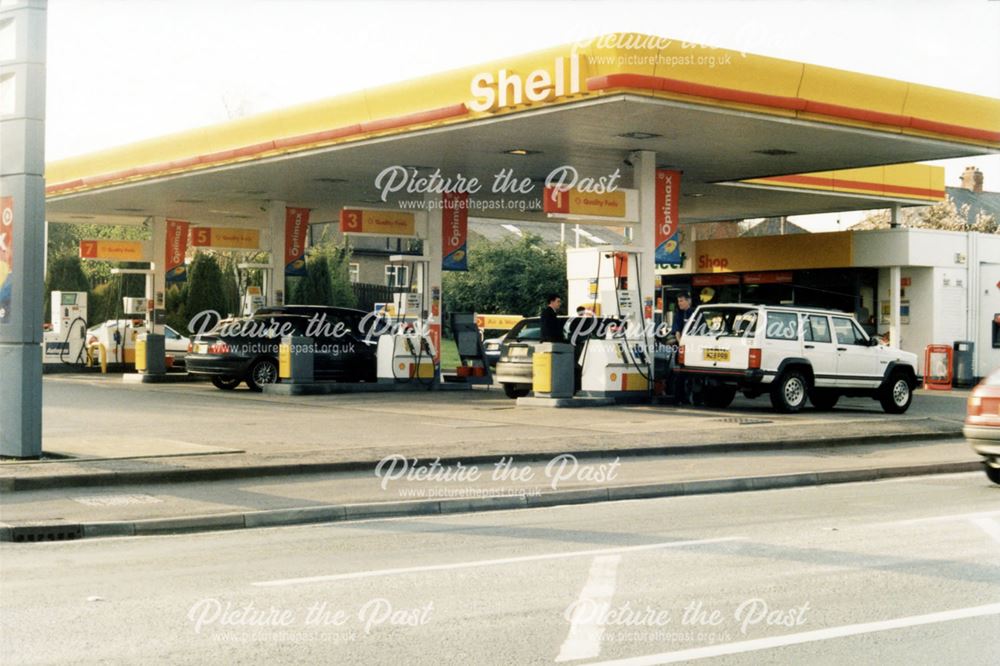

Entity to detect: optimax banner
[165,219,190,283]
[655,169,682,265]
[285,207,309,276]
[442,192,468,271]
[0,196,13,325]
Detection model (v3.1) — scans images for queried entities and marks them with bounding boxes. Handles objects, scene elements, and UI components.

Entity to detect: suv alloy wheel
[879,372,913,414]
[770,370,809,413]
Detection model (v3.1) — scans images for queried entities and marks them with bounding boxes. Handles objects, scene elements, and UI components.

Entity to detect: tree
[854,196,997,233]
[443,235,567,317]
[184,253,230,333]
[43,254,91,323]
[327,245,358,308]
[46,221,150,285]
[291,251,333,306]
[289,244,357,308]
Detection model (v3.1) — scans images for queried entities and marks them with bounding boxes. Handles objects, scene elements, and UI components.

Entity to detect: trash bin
[952,340,975,388]
[136,333,165,375]
[532,342,575,398]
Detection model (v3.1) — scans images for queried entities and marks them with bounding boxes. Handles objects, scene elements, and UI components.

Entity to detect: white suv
[677,304,918,413]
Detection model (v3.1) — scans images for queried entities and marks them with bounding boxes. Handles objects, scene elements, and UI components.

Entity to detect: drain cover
[717,417,773,425]
[12,525,83,543]
[72,494,163,507]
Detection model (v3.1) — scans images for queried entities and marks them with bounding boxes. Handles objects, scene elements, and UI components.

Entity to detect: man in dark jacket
[670,291,694,404]
[540,294,564,343]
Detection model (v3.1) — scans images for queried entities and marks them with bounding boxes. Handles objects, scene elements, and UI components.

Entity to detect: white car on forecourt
[677,304,919,413]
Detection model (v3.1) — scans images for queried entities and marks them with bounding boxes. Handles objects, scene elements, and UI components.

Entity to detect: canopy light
[753,148,797,156]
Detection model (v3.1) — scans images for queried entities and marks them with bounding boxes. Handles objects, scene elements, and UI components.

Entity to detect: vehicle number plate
[703,348,730,362]
[196,343,208,354]
[510,346,528,358]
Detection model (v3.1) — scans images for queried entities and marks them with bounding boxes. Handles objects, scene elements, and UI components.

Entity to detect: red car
[964,367,1000,485]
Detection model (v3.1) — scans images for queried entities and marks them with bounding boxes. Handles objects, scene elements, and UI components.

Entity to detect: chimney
[960,166,984,194]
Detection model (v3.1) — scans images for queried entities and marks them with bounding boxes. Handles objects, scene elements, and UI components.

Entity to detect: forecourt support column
[424,193,444,378]
[633,150,658,384]
[0,0,46,457]
[149,216,167,335]
[267,201,287,307]
[889,265,902,349]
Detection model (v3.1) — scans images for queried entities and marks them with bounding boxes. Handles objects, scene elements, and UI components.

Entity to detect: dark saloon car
[186,306,379,391]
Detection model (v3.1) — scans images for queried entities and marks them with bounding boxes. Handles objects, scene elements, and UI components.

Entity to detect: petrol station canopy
[44,33,1000,228]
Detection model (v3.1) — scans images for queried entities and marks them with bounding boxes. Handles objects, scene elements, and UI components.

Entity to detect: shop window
[993,314,1000,349]
[348,263,360,284]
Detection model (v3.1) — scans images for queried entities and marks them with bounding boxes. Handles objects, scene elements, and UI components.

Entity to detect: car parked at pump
[964,367,1000,485]
[186,305,379,391]
[495,315,616,398]
[85,320,191,367]
[677,303,919,413]
[482,333,506,367]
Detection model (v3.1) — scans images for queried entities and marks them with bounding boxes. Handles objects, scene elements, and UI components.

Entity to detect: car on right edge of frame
[964,367,1000,485]
[677,303,919,414]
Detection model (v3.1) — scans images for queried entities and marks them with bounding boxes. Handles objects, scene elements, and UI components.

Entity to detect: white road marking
[970,517,1000,544]
[252,536,743,587]
[556,555,621,663]
[872,510,1000,527]
[585,602,1000,665]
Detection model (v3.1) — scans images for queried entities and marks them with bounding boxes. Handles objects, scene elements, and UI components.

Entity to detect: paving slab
[0,374,968,493]
[0,438,984,542]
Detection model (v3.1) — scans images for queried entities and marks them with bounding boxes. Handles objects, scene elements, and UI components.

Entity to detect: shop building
[659,228,1000,377]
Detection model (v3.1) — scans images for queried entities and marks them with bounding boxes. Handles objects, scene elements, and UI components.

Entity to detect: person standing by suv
[540,294,565,343]
[670,291,694,404]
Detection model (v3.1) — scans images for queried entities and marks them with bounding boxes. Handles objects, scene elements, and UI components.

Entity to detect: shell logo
[609,372,618,382]
[398,362,406,370]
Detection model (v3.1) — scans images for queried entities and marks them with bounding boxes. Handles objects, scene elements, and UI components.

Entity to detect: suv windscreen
[687,307,758,338]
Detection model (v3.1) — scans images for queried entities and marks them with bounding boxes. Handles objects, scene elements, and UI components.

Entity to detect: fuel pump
[236,263,272,316]
[80,267,153,371]
[568,247,653,398]
[376,253,438,384]
[42,291,88,366]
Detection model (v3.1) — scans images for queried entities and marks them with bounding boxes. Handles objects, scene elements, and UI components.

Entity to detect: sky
[44,0,1000,230]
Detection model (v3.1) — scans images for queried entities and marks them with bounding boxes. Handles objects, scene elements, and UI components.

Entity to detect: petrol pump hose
[393,261,437,388]
[58,317,88,366]
[612,253,652,389]
[577,251,603,375]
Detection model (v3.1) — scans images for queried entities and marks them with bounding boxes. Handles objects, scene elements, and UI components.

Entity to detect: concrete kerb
[0,460,983,543]
[0,430,964,493]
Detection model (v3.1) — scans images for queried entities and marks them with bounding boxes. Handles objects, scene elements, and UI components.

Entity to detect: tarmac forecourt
[0,376,979,542]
